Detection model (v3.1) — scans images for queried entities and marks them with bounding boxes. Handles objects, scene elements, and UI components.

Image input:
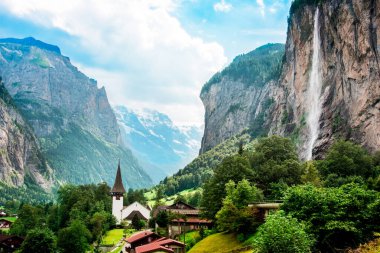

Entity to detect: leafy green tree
[318,140,374,180]
[89,211,115,241]
[282,183,380,251]
[301,161,321,186]
[155,211,169,228]
[57,220,92,253]
[131,214,145,230]
[20,228,56,253]
[249,136,302,194]
[216,180,263,233]
[124,188,147,206]
[201,155,254,219]
[10,204,44,236]
[252,211,314,253]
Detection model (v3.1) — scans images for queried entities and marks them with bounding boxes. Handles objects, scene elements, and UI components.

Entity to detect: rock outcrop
[200,44,284,153]
[0,80,52,189]
[200,1,380,159]
[271,0,380,158]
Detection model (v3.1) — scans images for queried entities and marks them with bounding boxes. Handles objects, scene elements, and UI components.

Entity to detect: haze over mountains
[0,37,203,198]
[114,106,202,183]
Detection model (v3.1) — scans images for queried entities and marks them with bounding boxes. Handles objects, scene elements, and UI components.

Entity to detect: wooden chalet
[155,201,212,237]
[125,230,185,253]
[0,219,13,229]
[125,231,161,253]
[135,237,185,253]
[0,235,24,253]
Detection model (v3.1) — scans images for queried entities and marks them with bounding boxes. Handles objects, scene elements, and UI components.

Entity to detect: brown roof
[135,237,185,253]
[171,218,213,224]
[126,231,155,243]
[111,161,126,193]
[168,209,200,215]
[167,201,196,210]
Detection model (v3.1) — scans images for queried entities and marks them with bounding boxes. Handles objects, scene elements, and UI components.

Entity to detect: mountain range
[114,106,202,183]
[0,37,152,194]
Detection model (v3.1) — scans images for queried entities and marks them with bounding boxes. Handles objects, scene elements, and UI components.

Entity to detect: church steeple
[111,160,126,195]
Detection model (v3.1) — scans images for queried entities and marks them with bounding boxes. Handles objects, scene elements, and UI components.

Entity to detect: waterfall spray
[305,7,322,160]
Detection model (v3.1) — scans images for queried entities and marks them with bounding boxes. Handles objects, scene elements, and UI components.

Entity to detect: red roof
[126,231,154,243]
[135,238,185,253]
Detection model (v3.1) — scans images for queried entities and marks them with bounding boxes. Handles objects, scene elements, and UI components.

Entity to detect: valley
[0,0,380,253]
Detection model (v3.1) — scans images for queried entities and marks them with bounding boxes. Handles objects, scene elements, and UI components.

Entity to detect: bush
[20,228,56,253]
[252,211,314,253]
[282,183,380,251]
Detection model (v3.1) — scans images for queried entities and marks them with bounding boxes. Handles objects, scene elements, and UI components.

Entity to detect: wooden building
[0,235,24,253]
[125,231,185,253]
[155,201,213,237]
[0,219,13,229]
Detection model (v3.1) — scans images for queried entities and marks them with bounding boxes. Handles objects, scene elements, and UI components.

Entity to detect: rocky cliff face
[271,0,380,158]
[0,37,152,188]
[200,44,284,153]
[0,37,119,144]
[200,1,380,159]
[0,80,52,189]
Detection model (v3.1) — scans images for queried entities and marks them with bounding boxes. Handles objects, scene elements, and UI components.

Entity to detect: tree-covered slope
[201,43,284,94]
[158,133,254,195]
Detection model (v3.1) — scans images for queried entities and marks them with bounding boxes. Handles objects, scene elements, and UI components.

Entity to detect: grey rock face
[0,84,53,189]
[200,1,380,158]
[0,39,119,143]
[200,44,284,153]
[200,78,274,153]
[272,1,380,158]
[0,38,152,188]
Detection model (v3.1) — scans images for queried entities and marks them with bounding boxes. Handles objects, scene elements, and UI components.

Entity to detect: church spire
[111,160,126,194]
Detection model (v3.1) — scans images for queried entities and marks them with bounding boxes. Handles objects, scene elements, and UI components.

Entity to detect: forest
[3,136,379,252]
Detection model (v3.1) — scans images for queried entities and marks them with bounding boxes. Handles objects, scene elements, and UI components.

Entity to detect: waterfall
[305,7,322,160]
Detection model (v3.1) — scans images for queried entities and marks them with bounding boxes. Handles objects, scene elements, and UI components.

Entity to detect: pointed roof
[111,160,126,193]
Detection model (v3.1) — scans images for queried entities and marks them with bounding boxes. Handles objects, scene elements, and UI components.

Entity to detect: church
[111,162,151,224]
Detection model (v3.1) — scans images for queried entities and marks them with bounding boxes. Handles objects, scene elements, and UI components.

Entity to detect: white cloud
[213,0,232,13]
[256,0,265,16]
[0,0,227,126]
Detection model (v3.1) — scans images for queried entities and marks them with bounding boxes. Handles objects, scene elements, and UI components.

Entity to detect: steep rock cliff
[0,79,52,190]
[272,0,380,158]
[200,44,284,153]
[200,1,380,159]
[0,37,152,188]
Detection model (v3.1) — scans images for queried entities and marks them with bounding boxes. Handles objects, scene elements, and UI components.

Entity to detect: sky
[0,0,292,126]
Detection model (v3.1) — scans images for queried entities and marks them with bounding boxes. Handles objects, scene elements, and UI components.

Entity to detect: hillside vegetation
[188,233,251,253]
[158,134,253,195]
[201,43,284,94]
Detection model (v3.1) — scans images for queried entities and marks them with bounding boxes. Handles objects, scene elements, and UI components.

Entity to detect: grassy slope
[145,188,200,207]
[2,217,17,222]
[188,233,251,253]
[101,229,124,246]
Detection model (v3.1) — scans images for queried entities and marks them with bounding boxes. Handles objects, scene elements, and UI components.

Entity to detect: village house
[0,235,23,253]
[155,201,212,238]
[125,230,185,253]
[0,219,13,229]
[111,162,151,224]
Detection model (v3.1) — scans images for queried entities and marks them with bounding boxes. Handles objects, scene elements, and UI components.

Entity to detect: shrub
[252,211,314,253]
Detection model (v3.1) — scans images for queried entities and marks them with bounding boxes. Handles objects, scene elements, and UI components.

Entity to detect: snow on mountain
[114,106,203,183]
